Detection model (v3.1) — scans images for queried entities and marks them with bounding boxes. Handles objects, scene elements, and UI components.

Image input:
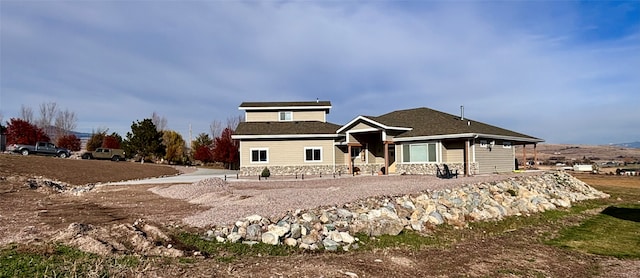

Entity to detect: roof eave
[239,106,332,111]
[393,133,544,143]
[232,134,343,140]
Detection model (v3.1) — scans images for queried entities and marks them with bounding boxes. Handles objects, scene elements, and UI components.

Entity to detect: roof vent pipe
[460,105,465,120]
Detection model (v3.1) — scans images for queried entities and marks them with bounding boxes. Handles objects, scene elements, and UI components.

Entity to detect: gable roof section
[239,101,332,111]
[336,115,412,134]
[233,121,342,139]
[362,107,542,142]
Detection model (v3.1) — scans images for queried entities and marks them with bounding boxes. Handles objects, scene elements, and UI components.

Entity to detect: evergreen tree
[123,119,164,161]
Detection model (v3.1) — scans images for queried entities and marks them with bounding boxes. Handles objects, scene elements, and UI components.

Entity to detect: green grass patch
[0,243,141,277]
[1,244,98,277]
[548,204,640,258]
[173,232,297,262]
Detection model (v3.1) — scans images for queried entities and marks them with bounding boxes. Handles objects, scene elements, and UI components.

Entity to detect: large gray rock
[245,224,262,241]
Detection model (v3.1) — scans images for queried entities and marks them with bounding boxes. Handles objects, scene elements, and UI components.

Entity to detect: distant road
[106,168,239,185]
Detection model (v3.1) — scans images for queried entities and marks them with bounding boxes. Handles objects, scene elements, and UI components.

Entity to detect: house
[232,101,543,176]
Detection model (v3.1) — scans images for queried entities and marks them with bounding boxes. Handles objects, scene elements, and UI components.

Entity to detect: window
[279,111,292,121]
[402,143,437,163]
[250,148,268,163]
[305,147,322,162]
[503,141,512,149]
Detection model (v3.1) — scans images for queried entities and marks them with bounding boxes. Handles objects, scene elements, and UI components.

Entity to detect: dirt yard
[1,154,638,277]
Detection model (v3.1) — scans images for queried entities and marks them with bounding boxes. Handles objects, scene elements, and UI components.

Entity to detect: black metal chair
[443,164,459,179]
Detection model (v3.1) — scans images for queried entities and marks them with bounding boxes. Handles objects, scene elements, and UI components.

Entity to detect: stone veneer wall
[353,163,385,175]
[396,163,478,176]
[240,165,350,176]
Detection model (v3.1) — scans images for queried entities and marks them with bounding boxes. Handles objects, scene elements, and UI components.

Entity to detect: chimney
[460,105,465,120]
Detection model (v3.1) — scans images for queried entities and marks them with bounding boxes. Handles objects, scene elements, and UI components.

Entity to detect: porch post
[384,141,389,175]
[348,145,352,174]
[522,144,527,169]
[534,143,538,167]
[465,139,471,176]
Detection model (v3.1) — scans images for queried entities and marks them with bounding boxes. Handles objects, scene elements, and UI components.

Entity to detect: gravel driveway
[150,172,543,227]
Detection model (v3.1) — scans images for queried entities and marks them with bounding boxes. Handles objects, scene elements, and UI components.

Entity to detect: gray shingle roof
[235,121,341,136]
[369,107,541,141]
[239,101,331,108]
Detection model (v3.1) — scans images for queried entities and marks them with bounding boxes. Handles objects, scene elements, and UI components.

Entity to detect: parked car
[81,148,125,161]
[10,142,71,158]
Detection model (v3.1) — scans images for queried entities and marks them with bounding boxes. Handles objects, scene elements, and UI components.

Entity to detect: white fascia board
[337,116,412,134]
[393,133,477,142]
[392,133,544,143]
[239,106,332,111]
[232,134,342,140]
[474,133,545,143]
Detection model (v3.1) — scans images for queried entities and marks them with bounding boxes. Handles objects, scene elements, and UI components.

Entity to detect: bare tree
[225,114,245,130]
[37,102,58,128]
[20,105,34,123]
[209,119,223,139]
[55,109,78,136]
[210,115,244,139]
[151,112,168,132]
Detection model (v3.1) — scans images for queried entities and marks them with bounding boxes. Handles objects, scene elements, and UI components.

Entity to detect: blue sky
[1,1,638,145]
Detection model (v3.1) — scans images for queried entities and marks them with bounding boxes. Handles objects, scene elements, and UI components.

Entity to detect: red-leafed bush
[6,118,50,145]
[57,134,81,151]
[193,145,214,163]
[212,128,239,169]
[102,135,121,149]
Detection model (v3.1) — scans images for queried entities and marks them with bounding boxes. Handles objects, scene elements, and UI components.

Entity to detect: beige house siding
[294,111,326,122]
[245,111,277,122]
[334,146,347,165]
[245,111,325,122]
[442,141,465,163]
[352,122,377,131]
[240,139,335,166]
[474,140,515,174]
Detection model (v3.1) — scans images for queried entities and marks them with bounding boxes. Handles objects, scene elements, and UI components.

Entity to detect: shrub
[261,167,271,178]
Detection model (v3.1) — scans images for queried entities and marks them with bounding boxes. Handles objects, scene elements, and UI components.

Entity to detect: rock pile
[203,172,608,251]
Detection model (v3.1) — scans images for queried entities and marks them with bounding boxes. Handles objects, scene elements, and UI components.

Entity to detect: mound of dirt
[54,220,183,257]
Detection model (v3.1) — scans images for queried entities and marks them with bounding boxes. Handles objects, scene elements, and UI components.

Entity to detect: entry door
[351,147,362,165]
[388,144,396,173]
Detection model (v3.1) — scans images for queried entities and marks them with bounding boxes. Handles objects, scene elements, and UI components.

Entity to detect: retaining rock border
[203,172,609,251]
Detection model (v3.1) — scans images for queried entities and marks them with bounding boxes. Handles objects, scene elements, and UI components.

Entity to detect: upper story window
[503,141,512,149]
[279,111,293,121]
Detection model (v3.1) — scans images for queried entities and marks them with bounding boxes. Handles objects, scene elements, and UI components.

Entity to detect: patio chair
[443,164,459,179]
